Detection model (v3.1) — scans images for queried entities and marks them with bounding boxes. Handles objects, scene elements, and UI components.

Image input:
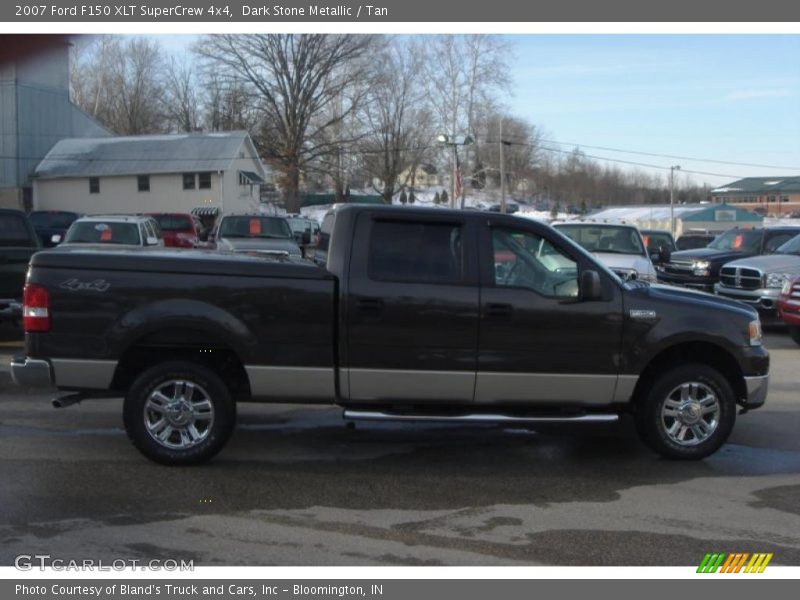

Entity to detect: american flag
[454,155,463,200]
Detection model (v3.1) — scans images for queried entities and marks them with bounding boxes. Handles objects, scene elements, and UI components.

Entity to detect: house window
[198,172,212,189]
[137,175,150,192]
[183,173,196,190]
[239,172,248,186]
[89,177,99,194]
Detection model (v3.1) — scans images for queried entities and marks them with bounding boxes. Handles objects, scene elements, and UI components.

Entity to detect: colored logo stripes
[697,552,773,573]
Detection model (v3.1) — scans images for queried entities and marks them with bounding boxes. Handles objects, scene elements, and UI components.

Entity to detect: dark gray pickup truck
[11,205,769,464]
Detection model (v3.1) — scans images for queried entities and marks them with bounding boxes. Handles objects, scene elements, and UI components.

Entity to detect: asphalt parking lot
[0,332,798,567]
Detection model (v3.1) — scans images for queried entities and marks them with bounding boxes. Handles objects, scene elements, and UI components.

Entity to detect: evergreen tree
[441,190,449,205]
[433,191,441,205]
[409,190,416,204]
[550,201,560,220]
[399,189,408,205]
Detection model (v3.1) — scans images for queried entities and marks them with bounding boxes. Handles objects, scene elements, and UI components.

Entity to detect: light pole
[437,134,474,209]
[670,165,681,237]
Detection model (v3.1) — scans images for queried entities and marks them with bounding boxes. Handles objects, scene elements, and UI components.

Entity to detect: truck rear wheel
[635,364,736,460]
[789,326,800,346]
[123,361,236,465]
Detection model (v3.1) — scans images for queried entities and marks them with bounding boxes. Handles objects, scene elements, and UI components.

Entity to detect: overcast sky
[145,34,800,187]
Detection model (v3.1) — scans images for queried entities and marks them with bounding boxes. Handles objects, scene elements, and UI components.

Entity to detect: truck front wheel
[635,364,736,460]
[123,361,236,465]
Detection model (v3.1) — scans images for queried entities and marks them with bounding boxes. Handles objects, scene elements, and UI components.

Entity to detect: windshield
[152,214,192,232]
[707,229,762,253]
[776,233,800,255]
[554,225,645,256]
[65,221,141,245]
[288,218,312,234]
[219,216,292,239]
[28,211,79,229]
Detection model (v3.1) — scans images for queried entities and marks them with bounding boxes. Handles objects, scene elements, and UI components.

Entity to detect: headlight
[782,279,794,295]
[766,272,792,289]
[692,260,710,277]
[748,319,762,346]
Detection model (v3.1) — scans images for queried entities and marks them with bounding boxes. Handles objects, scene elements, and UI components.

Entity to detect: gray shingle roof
[35,131,255,179]
[710,177,800,194]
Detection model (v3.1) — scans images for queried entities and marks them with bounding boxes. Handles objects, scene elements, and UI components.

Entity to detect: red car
[778,276,800,345]
[147,213,204,248]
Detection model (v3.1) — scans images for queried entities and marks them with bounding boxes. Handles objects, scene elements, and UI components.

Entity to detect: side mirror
[50,234,62,245]
[658,246,671,264]
[301,231,311,245]
[146,236,158,246]
[580,269,603,301]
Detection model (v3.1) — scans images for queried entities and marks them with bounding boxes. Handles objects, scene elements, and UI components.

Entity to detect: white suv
[59,215,164,248]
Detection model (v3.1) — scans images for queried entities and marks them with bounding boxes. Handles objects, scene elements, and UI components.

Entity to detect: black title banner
[4,0,800,22]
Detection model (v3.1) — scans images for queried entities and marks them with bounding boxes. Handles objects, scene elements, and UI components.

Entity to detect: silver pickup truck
[715,233,800,320]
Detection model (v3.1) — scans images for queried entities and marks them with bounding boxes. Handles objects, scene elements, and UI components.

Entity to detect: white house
[32,131,269,215]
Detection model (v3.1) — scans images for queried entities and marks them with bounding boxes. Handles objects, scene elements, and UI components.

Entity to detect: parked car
[656,226,800,292]
[11,205,769,464]
[714,234,800,320]
[211,214,302,257]
[640,229,677,265]
[287,215,321,249]
[148,213,203,248]
[62,215,164,248]
[0,209,40,322]
[675,232,717,251]
[553,222,657,282]
[487,202,519,214]
[28,210,80,247]
[777,276,800,345]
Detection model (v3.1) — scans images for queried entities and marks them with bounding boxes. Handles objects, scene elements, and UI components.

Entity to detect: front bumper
[714,284,780,316]
[655,270,715,292]
[9,356,53,388]
[743,374,769,409]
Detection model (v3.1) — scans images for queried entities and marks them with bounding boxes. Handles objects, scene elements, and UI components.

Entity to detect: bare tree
[161,57,200,132]
[196,34,377,212]
[359,40,432,204]
[70,37,166,134]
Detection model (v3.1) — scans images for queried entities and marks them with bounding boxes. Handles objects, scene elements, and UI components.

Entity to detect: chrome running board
[342,410,618,424]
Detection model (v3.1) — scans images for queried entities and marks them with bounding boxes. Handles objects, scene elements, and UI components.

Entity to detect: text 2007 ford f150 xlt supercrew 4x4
[11,206,769,464]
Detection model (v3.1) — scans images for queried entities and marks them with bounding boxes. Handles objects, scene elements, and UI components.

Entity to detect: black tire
[635,363,736,460]
[789,326,800,346]
[123,361,236,465]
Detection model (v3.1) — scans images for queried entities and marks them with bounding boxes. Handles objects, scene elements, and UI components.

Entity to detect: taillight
[23,284,50,332]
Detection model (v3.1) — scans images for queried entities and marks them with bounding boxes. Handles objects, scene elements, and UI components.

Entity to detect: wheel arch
[630,340,747,408]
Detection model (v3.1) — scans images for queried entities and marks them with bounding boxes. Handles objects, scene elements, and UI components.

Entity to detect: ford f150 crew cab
[10,205,769,465]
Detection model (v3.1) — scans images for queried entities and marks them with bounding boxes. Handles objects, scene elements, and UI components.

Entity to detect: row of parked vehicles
[0,208,323,321]
[547,219,800,344]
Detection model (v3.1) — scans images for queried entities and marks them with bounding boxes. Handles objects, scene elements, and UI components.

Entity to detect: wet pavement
[0,334,798,566]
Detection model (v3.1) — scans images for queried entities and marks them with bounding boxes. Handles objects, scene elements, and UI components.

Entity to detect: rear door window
[368,220,463,284]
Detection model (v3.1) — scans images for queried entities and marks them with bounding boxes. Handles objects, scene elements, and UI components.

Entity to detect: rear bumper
[10,356,53,388]
[743,374,769,409]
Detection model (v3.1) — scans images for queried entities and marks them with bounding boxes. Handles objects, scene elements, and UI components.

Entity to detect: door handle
[485,303,513,318]
[356,297,384,313]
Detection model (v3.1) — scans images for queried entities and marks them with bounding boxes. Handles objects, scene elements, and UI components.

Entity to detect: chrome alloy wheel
[660,382,720,446]
[143,380,214,449]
